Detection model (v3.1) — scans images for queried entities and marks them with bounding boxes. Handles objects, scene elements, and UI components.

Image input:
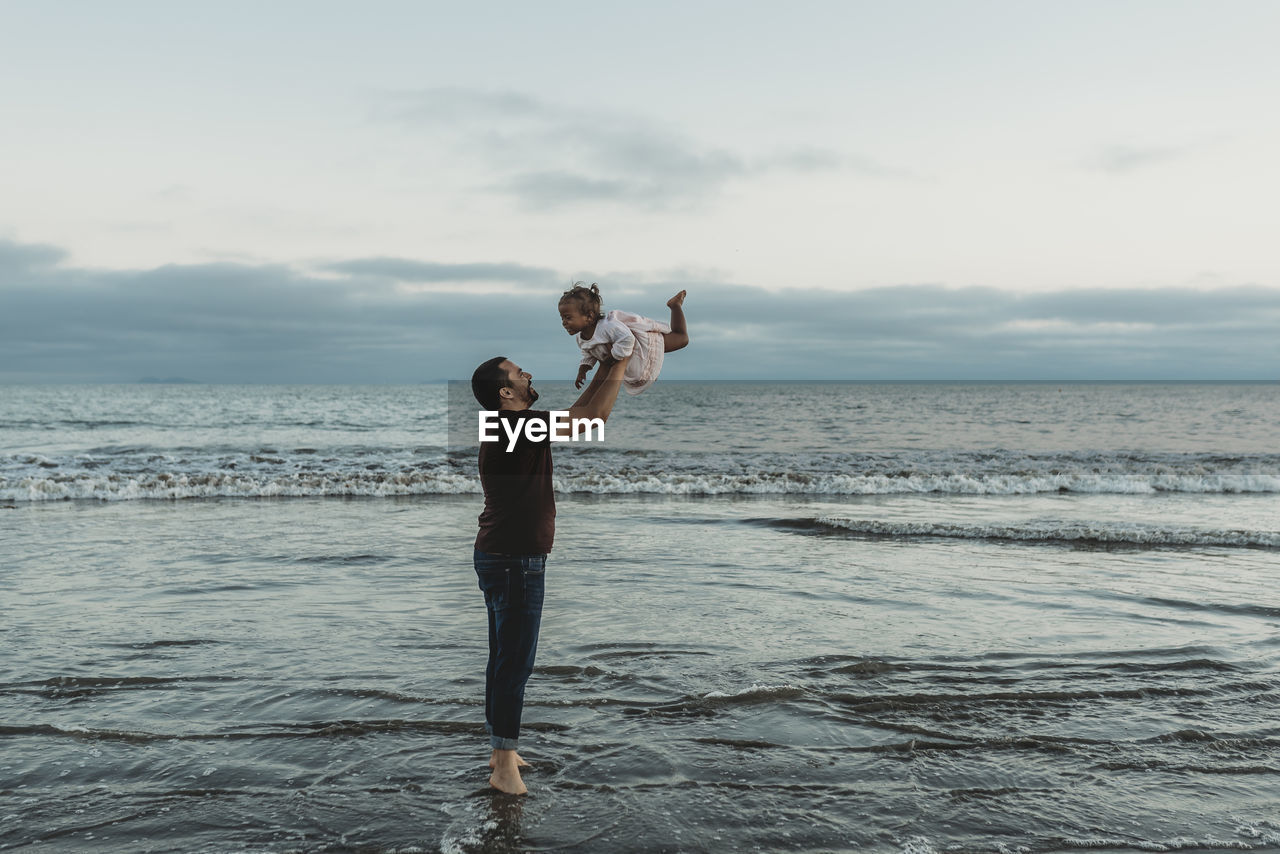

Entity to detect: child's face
[558,301,596,335]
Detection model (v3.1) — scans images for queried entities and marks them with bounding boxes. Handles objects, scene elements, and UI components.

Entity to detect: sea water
[2,382,1278,852]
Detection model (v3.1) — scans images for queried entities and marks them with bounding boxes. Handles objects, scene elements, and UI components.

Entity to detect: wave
[4,447,1279,500]
[1059,836,1276,851]
[2,674,239,699]
[0,471,482,501]
[550,471,1280,496]
[5,471,1280,502]
[703,683,807,702]
[768,517,1280,549]
[0,718,492,742]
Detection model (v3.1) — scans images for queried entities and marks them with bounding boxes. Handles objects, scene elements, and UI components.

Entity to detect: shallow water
[4,493,1279,853]
[2,383,1278,852]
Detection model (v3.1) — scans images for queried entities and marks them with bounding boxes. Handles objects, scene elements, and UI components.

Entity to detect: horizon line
[2,378,1277,386]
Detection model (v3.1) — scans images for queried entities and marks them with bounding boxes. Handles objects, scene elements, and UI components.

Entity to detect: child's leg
[662,290,689,353]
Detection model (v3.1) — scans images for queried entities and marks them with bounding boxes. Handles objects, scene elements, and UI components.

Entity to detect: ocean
[2,382,1278,853]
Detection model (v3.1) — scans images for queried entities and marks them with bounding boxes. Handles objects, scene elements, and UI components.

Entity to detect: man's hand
[560,354,629,437]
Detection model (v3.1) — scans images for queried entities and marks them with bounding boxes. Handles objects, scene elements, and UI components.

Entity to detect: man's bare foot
[488,768,527,795]
[489,749,530,769]
[488,749,528,795]
[667,289,687,309]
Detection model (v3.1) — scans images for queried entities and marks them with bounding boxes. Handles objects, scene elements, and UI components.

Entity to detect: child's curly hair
[559,282,603,321]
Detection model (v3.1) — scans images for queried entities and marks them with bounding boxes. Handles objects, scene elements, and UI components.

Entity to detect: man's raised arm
[553,356,629,438]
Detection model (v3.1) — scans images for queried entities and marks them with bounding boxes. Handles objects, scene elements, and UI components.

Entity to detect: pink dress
[576,309,671,395]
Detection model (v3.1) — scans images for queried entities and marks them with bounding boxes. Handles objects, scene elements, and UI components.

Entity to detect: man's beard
[527,385,539,404]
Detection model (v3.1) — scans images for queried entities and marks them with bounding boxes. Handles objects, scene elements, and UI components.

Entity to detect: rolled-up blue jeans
[474,549,546,751]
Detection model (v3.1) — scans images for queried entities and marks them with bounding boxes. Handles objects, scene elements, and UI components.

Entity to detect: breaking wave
[769,516,1280,549]
[4,448,1278,501]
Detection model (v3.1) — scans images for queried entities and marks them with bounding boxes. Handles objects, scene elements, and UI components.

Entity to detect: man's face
[500,360,538,406]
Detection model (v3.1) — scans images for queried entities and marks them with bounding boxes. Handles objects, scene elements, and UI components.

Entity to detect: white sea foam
[5,468,1280,501]
[1,472,482,501]
[1061,837,1256,851]
[703,683,804,700]
[812,517,1280,548]
[4,443,1279,501]
[438,801,499,854]
[552,471,1280,496]
[899,836,941,854]
[1236,820,1280,846]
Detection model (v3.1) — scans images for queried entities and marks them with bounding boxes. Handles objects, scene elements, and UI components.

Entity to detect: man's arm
[554,355,629,437]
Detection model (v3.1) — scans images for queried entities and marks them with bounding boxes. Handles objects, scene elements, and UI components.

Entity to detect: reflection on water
[3,493,1278,852]
[442,794,525,854]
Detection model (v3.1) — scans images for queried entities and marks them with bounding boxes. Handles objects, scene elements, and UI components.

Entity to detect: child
[558,283,689,395]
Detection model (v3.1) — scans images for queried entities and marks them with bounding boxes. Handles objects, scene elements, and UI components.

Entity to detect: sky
[2,0,1278,382]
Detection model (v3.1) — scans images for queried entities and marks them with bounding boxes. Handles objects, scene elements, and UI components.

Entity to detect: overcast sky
[2,1,1277,382]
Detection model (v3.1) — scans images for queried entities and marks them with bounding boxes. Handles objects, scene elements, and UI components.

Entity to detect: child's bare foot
[489,749,530,769]
[663,290,689,352]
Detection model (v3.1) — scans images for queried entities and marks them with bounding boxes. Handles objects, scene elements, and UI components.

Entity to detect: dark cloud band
[1,239,1276,383]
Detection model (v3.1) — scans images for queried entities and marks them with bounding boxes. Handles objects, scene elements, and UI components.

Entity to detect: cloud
[0,239,68,272]
[325,257,556,285]
[1087,144,1185,174]
[1,238,1276,383]
[374,88,885,210]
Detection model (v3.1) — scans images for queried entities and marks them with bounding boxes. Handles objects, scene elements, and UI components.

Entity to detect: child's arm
[575,352,597,390]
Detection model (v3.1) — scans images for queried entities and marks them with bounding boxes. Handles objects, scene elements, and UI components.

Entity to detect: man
[469,354,630,795]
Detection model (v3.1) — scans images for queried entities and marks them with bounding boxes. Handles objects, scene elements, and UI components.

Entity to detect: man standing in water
[469,354,630,795]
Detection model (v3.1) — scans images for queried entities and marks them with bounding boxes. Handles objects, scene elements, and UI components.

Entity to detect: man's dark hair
[472,356,510,410]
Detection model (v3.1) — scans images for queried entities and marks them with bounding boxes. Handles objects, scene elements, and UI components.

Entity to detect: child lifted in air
[558,283,689,395]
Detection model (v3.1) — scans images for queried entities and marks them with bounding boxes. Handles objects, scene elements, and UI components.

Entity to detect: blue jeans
[474,549,546,751]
